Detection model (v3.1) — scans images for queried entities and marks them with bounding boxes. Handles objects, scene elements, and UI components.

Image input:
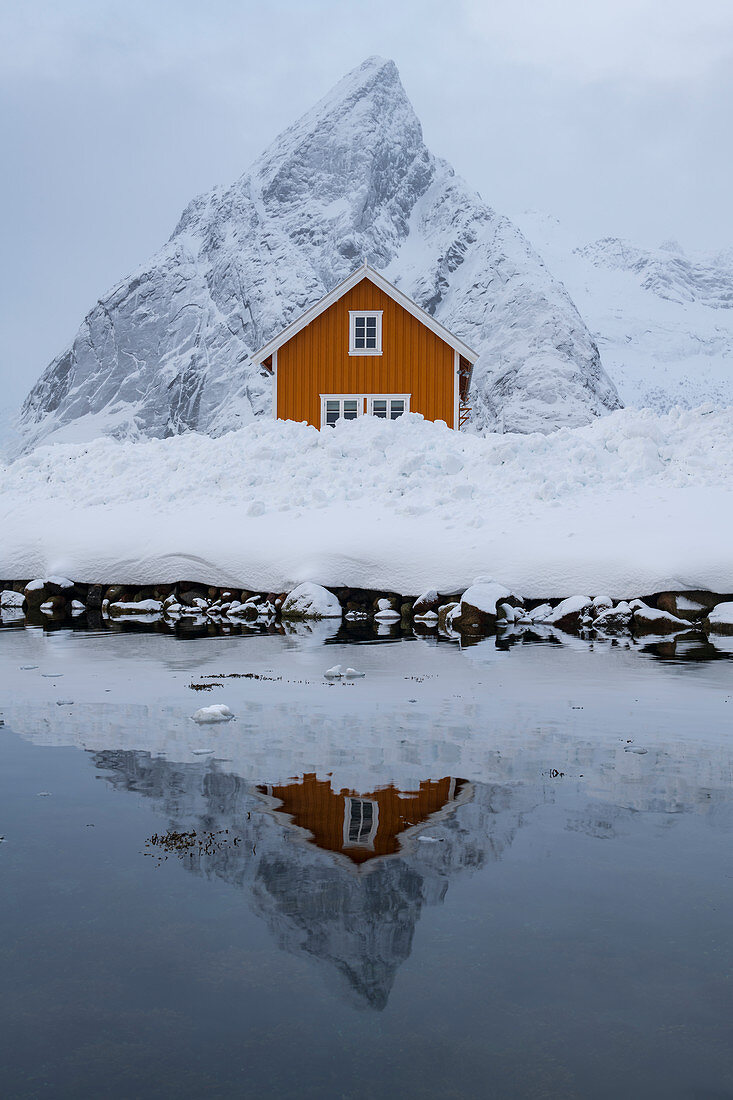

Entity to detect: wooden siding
[275,276,457,428]
[259,774,467,865]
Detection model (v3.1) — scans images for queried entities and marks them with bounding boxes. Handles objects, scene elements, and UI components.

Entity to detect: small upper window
[349,311,383,355]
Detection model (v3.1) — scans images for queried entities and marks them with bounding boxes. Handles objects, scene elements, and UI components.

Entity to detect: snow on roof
[252,261,479,367]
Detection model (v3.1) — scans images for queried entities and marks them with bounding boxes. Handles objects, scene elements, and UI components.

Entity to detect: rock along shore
[2,577,732,644]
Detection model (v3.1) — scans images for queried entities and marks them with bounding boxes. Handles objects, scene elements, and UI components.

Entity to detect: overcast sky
[1,0,731,412]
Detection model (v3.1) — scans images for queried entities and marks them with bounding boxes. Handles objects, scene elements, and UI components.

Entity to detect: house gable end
[253,264,477,366]
[274,276,461,427]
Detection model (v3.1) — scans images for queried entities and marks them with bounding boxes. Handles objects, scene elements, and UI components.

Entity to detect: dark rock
[437,602,460,631]
[86,585,104,611]
[656,590,722,622]
[179,588,207,608]
[44,578,74,597]
[41,594,68,617]
[412,589,441,616]
[104,585,125,604]
[23,582,52,608]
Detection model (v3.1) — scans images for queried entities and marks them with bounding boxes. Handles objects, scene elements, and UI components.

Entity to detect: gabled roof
[252,261,479,366]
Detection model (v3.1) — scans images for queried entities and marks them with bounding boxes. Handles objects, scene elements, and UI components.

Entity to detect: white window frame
[366,394,410,419]
[320,394,364,428]
[349,310,383,355]
[343,797,379,849]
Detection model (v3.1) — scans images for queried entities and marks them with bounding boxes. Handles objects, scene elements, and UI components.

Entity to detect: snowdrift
[1,408,732,598]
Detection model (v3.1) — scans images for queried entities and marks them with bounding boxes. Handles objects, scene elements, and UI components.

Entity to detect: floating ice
[191,705,235,724]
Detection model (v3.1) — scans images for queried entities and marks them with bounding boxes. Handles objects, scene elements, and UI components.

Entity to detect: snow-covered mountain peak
[512,209,733,414]
[658,239,685,256]
[251,55,418,190]
[575,237,733,310]
[17,58,620,451]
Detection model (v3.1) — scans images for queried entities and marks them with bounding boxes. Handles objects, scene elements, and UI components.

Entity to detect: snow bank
[2,408,732,597]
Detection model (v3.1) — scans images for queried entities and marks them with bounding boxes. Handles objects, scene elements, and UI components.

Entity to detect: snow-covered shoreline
[1,408,732,597]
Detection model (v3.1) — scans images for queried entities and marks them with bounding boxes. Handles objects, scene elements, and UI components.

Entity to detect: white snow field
[1,408,731,598]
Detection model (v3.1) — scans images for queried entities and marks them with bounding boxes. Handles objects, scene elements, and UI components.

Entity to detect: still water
[1,622,732,1098]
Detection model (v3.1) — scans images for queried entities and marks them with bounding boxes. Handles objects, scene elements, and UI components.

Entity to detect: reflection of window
[343,797,379,848]
[349,311,383,355]
[320,395,361,428]
[367,395,409,420]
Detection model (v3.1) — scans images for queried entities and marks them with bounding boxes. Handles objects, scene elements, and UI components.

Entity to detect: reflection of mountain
[92,751,528,1009]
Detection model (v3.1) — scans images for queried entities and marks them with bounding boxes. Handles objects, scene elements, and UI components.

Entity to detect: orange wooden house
[253,262,477,430]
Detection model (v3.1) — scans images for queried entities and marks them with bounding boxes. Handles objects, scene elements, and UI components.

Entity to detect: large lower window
[367,395,409,419]
[321,395,361,428]
[320,394,410,428]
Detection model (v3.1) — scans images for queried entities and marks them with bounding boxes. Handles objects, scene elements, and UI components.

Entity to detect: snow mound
[1,408,733,597]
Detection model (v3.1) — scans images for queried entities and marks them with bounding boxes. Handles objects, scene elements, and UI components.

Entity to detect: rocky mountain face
[513,212,733,413]
[18,56,620,450]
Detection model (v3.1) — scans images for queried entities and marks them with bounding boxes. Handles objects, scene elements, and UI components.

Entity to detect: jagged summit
[17,57,620,451]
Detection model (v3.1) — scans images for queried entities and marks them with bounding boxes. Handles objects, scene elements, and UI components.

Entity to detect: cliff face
[18,56,620,450]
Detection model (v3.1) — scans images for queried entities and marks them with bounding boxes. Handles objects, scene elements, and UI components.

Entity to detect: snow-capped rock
[0,590,25,609]
[17,57,619,451]
[543,595,593,632]
[281,582,342,620]
[454,579,516,632]
[706,602,733,636]
[632,604,690,636]
[592,602,632,635]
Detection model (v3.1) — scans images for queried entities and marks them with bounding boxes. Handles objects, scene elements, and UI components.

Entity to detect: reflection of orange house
[258,774,467,866]
[253,263,477,430]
